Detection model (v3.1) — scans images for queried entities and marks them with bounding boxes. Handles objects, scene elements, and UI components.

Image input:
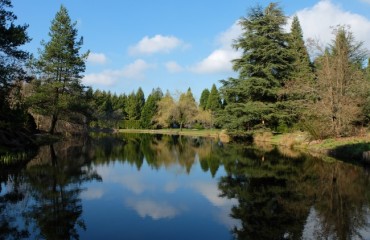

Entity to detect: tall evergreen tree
[0,0,30,125]
[289,16,312,79]
[136,87,145,119]
[278,15,315,130]
[218,3,292,133]
[140,88,163,128]
[27,5,89,134]
[206,84,222,111]
[199,88,210,110]
[126,91,138,120]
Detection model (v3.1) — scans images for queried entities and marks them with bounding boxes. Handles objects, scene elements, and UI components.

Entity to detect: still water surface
[1,133,370,239]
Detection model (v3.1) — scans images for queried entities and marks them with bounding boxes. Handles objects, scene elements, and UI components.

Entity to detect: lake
[1,133,370,240]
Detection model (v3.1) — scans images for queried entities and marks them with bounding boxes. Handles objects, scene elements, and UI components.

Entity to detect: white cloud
[87,52,108,64]
[122,59,154,79]
[360,0,370,4]
[82,59,154,86]
[129,35,184,55]
[216,21,241,47]
[190,21,242,74]
[292,0,370,50]
[165,61,183,73]
[190,49,240,74]
[191,181,231,207]
[126,199,179,220]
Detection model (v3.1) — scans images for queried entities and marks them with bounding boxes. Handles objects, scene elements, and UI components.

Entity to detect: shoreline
[253,131,370,163]
[118,129,369,162]
[117,128,229,140]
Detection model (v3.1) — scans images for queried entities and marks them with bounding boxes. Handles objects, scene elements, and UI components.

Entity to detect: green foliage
[88,90,126,129]
[0,0,30,130]
[126,88,145,121]
[206,84,222,111]
[218,3,293,132]
[120,120,141,129]
[140,88,163,129]
[154,89,198,130]
[27,5,89,134]
[199,88,210,110]
[177,88,198,130]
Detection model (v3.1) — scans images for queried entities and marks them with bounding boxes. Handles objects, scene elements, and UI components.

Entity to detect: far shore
[117,128,226,139]
[117,128,370,162]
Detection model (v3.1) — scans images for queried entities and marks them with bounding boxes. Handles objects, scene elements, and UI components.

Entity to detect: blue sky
[11,0,370,100]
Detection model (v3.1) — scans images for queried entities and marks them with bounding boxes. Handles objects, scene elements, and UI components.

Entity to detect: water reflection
[218,144,370,240]
[0,137,101,240]
[0,133,369,239]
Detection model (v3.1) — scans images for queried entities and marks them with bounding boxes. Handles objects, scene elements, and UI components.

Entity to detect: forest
[1,1,370,149]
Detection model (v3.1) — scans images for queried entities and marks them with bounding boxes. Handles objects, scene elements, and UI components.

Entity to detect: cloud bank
[83,59,154,86]
[129,35,184,55]
[292,0,370,50]
[87,52,108,64]
[190,21,242,74]
[126,199,179,220]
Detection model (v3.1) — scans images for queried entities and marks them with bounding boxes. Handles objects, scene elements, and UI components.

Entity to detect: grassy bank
[254,131,370,162]
[118,128,369,162]
[118,128,229,141]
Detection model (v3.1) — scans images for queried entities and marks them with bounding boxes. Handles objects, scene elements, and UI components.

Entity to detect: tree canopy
[27,5,89,134]
[218,3,293,133]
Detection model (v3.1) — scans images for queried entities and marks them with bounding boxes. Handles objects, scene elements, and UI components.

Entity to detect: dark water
[1,133,370,240]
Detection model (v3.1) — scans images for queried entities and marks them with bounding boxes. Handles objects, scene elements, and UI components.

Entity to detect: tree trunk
[49,114,58,134]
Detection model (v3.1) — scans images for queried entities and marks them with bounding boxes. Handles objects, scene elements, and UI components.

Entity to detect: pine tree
[199,88,210,110]
[126,91,138,120]
[218,3,292,133]
[278,15,315,131]
[0,0,30,126]
[140,88,163,128]
[206,84,222,111]
[136,87,145,119]
[289,16,312,79]
[27,5,89,134]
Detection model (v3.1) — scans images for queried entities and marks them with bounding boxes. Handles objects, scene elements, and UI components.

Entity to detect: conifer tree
[289,16,312,80]
[27,5,89,134]
[0,0,30,126]
[199,88,210,110]
[140,88,163,128]
[279,15,315,130]
[206,84,222,111]
[218,3,292,133]
[136,87,145,117]
[126,92,138,120]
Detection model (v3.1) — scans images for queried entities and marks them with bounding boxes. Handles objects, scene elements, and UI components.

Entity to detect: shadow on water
[327,142,370,164]
[0,133,370,239]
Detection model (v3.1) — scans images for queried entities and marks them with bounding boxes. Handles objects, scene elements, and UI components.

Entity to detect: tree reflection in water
[0,137,101,240]
[0,133,370,239]
[217,144,370,240]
